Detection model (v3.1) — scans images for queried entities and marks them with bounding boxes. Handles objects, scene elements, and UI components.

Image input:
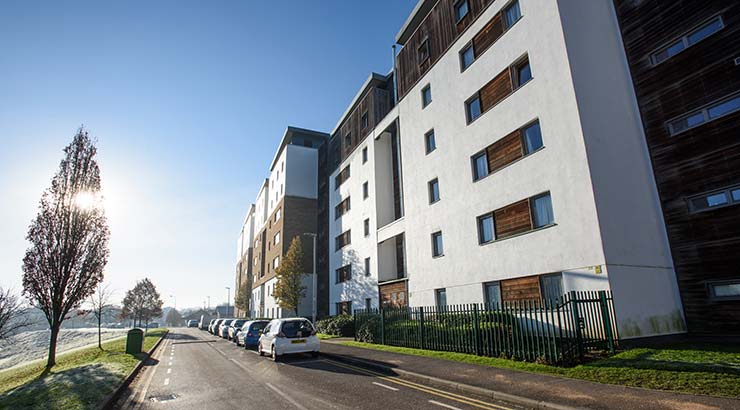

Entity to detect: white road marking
[167,368,171,374]
[265,382,309,410]
[429,400,463,410]
[164,378,170,386]
[372,381,399,391]
[168,361,172,366]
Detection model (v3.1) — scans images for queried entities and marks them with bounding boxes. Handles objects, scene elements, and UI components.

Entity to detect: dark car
[218,319,234,338]
[235,320,269,348]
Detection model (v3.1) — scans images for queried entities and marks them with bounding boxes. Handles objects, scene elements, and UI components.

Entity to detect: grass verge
[0,328,167,409]
[317,333,341,340]
[341,341,740,398]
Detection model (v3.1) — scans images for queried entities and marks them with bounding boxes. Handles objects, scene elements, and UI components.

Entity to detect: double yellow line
[324,359,514,410]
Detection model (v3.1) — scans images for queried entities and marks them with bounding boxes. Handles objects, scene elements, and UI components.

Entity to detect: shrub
[316,314,355,337]
[356,315,380,343]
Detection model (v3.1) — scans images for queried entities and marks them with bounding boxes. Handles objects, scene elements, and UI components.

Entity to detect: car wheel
[271,346,279,362]
[311,351,319,358]
[258,344,264,356]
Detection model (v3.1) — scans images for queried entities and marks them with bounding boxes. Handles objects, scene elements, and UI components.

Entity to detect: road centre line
[265,382,309,410]
[372,381,399,391]
[324,359,513,410]
[167,368,171,374]
[429,400,464,410]
[164,378,170,386]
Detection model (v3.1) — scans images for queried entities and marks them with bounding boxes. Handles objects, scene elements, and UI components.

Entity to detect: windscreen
[280,320,314,338]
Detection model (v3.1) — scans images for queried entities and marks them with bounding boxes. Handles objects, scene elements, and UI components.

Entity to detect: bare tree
[122,278,163,334]
[89,283,114,350]
[22,128,110,368]
[0,287,29,342]
[165,308,182,327]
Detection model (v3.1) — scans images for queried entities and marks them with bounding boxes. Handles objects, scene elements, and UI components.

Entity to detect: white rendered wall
[254,181,270,233]
[329,138,380,315]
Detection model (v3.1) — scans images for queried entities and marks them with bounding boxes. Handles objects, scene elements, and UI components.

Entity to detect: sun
[73,191,99,210]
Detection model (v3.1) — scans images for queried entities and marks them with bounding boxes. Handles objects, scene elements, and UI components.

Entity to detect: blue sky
[0,0,416,310]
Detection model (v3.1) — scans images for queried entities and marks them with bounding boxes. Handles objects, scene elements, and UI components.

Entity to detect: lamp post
[225,287,231,317]
[207,296,210,310]
[302,233,317,324]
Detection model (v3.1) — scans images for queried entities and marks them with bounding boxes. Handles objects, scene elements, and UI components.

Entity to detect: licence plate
[291,339,306,344]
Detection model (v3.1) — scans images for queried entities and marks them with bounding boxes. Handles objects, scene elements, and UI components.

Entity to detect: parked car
[258,318,319,360]
[199,314,213,330]
[235,320,269,347]
[209,319,222,335]
[218,319,234,338]
[147,322,159,329]
[228,319,247,341]
[186,320,198,327]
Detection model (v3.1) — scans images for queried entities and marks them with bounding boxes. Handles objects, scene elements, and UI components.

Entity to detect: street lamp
[302,233,317,325]
[225,287,231,317]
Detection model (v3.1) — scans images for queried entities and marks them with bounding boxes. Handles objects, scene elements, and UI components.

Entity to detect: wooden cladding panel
[479,68,513,112]
[334,87,392,164]
[486,129,523,173]
[472,13,503,56]
[494,198,532,238]
[380,281,408,308]
[501,275,540,303]
[614,0,740,333]
[396,0,494,99]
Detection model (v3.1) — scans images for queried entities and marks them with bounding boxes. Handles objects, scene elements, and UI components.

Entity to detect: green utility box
[126,328,144,354]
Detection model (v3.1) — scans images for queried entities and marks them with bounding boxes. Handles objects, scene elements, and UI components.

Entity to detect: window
[421,84,432,108]
[514,59,532,88]
[531,193,554,228]
[336,265,351,283]
[708,280,740,301]
[364,257,371,276]
[274,232,280,245]
[460,43,475,70]
[362,147,368,163]
[365,298,372,311]
[540,273,563,304]
[435,288,447,308]
[275,208,281,221]
[484,282,502,307]
[361,111,369,129]
[335,165,350,189]
[363,182,369,199]
[651,16,724,65]
[431,231,444,257]
[425,129,436,154]
[477,213,495,244]
[522,121,543,154]
[472,152,488,181]
[466,95,482,123]
[418,39,430,64]
[454,0,469,22]
[687,185,740,213]
[344,132,352,149]
[428,178,440,204]
[335,197,351,219]
[503,1,521,29]
[668,93,740,136]
[364,218,370,237]
[335,230,351,251]
[336,301,352,315]
[273,256,279,270]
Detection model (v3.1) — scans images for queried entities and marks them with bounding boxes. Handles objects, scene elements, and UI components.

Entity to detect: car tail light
[247,332,253,337]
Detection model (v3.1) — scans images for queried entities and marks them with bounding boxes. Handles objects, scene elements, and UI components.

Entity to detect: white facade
[326,0,684,338]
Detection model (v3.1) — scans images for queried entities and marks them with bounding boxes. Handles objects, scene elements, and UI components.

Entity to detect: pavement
[112,328,528,410]
[319,339,740,410]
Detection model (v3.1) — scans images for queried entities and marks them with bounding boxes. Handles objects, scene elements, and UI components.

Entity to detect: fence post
[353,312,357,342]
[598,291,615,354]
[473,304,482,356]
[380,307,385,345]
[419,307,426,350]
[570,291,584,360]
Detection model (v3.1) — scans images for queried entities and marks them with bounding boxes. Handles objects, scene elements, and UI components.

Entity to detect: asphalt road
[114,328,528,410]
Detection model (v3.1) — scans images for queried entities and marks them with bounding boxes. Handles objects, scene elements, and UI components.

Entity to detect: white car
[258,318,319,360]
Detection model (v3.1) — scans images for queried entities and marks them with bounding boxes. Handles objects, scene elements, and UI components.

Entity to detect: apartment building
[613,0,740,333]
[234,204,255,318]
[326,0,687,339]
[244,127,329,319]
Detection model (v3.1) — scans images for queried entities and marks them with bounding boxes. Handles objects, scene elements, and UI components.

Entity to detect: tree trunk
[98,313,102,350]
[47,323,60,368]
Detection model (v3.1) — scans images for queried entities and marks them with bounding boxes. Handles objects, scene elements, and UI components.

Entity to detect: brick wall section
[494,198,532,238]
[486,129,523,173]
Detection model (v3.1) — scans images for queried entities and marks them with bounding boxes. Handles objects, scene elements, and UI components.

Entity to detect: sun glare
[73,191,98,210]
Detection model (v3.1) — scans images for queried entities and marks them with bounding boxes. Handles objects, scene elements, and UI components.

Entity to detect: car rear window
[233,320,246,327]
[249,322,267,332]
[280,320,314,338]
[222,320,233,326]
